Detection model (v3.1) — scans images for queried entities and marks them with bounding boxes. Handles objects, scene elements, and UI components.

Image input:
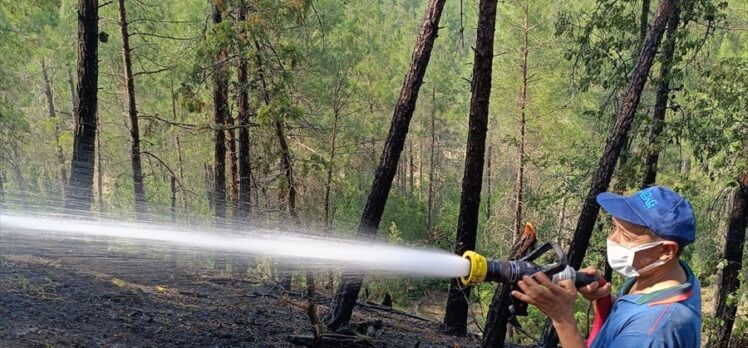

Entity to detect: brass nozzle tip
[460,251,488,286]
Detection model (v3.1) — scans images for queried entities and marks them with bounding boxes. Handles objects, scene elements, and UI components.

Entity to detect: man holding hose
[512,186,702,347]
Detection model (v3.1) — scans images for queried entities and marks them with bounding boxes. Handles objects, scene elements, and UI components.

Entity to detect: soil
[0,232,482,347]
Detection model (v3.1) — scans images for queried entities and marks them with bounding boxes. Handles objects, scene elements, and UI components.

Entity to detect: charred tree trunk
[171,176,177,223]
[513,3,530,243]
[236,2,252,222]
[65,0,99,214]
[714,169,748,348]
[641,6,680,188]
[117,0,148,220]
[427,87,436,235]
[212,5,228,223]
[444,0,498,335]
[541,1,675,346]
[482,224,538,347]
[326,0,446,331]
[41,60,68,196]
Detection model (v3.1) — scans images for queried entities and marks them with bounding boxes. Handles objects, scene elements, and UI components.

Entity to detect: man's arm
[511,273,586,348]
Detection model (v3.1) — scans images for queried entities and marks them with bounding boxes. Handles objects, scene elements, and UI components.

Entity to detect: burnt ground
[0,232,481,348]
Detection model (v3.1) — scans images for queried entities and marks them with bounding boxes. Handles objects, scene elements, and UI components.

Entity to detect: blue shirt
[590,261,702,348]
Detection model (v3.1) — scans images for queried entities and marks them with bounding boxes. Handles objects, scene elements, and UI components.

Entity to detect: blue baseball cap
[596,186,696,246]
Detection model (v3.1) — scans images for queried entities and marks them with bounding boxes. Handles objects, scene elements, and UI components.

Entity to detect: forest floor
[0,232,483,348]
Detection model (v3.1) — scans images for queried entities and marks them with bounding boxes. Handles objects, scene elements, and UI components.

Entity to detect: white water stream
[0,213,470,279]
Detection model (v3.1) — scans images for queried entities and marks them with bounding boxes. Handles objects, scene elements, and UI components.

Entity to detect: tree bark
[117,0,148,220]
[513,2,530,243]
[444,0,498,335]
[65,0,98,214]
[236,1,252,222]
[641,5,680,188]
[41,60,68,196]
[486,142,492,220]
[212,4,228,223]
[541,1,675,346]
[482,224,538,347]
[326,0,446,331]
[714,169,748,348]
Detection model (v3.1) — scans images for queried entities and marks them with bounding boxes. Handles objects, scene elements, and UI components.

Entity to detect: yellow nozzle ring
[460,251,488,286]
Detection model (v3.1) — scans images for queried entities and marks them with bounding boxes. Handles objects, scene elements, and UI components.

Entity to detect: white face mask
[606,239,668,278]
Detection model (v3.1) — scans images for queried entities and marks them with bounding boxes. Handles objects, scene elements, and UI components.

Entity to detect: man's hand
[512,272,587,348]
[577,267,612,302]
[511,272,577,323]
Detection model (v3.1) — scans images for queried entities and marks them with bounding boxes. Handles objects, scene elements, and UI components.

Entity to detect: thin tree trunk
[427,87,436,235]
[326,0,446,331]
[641,0,652,44]
[226,115,238,216]
[65,0,99,214]
[444,0,498,335]
[612,0,654,193]
[324,105,340,231]
[486,142,492,220]
[541,1,675,346]
[513,3,529,243]
[714,168,748,348]
[171,176,177,223]
[170,76,187,212]
[212,4,228,223]
[236,1,252,222]
[41,60,68,196]
[409,140,414,192]
[641,6,680,188]
[96,114,104,213]
[482,224,538,347]
[117,0,147,220]
[67,65,76,115]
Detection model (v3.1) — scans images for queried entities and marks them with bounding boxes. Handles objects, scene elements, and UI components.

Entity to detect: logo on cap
[639,188,657,209]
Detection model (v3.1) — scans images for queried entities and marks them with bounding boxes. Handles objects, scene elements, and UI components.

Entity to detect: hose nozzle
[460,251,488,286]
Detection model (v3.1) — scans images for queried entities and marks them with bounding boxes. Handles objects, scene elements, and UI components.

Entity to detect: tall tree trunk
[486,142,492,220]
[714,168,748,348]
[212,5,228,223]
[326,0,446,331]
[226,115,238,215]
[171,176,177,223]
[444,0,498,335]
[170,76,187,212]
[541,1,675,346]
[427,88,436,235]
[67,65,76,115]
[482,224,538,347]
[612,0,654,193]
[324,105,340,231]
[65,0,99,214]
[641,6,680,188]
[513,3,529,243]
[409,140,414,192]
[41,60,68,196]
[96,114,104,213]
[641,0,652,44]
[117,0,148,220]
[236,1,252,222]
